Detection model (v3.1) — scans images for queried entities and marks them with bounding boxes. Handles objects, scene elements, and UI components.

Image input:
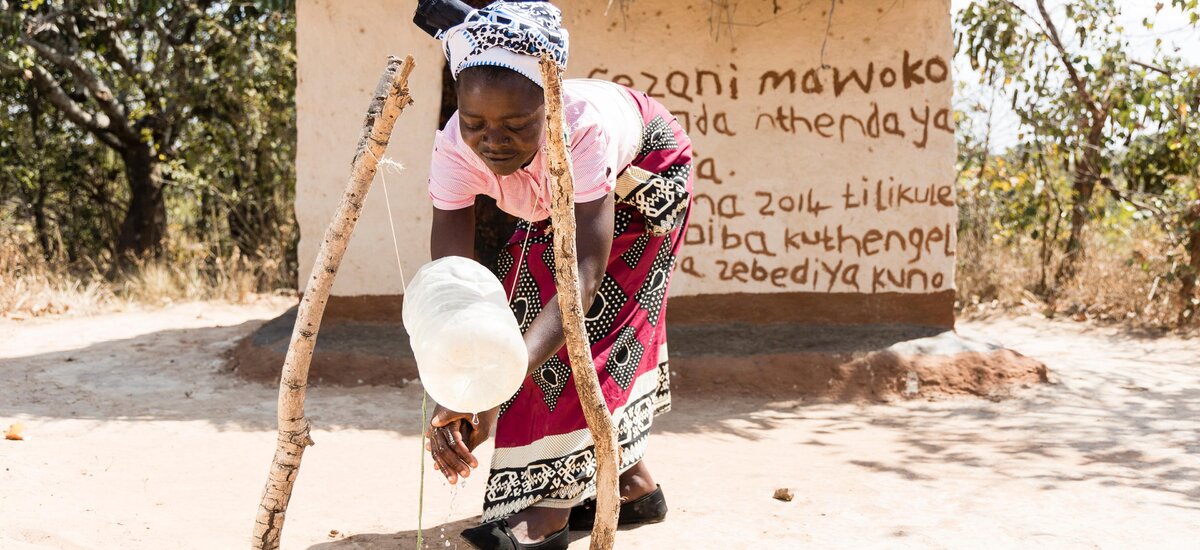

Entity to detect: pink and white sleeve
[428,125,482,211]
[568,123,618,204]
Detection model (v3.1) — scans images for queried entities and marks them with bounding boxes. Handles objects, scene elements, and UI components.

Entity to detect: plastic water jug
[403,256,528,413]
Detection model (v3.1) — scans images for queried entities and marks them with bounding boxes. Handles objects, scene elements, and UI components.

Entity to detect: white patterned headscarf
[441,1,569,88]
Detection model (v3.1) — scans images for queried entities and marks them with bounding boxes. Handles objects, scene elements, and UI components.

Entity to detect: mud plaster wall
[295,0,442,295]
[296,0,955,299]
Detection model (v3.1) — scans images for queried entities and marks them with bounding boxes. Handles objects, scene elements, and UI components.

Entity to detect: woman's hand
[425,404,497,484]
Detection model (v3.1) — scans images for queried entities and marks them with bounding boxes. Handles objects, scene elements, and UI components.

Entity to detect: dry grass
[6,210,1191,329]
[957,223,1189,328]
[0,231,294,320]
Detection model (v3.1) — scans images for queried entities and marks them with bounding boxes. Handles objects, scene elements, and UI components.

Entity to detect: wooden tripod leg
[539,55,620,550]
[251,55,416,550]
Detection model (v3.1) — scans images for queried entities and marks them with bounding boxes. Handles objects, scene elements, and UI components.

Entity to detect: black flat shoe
[568,484,668,529]
[460,519,570,550]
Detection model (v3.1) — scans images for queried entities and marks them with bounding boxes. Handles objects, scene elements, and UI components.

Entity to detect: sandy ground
[1,300,1198,549]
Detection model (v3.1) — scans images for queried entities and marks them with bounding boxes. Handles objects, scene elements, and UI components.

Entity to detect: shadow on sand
[5,315,1200,510]
[304,514,659,549]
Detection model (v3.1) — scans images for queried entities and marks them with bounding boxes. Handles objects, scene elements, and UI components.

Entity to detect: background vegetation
[1,0,1198,329]
[955,0,1200,327]
[1,0,296,316]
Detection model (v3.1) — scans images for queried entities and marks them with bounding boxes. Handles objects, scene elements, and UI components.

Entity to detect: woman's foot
[463,460,658,547]
[460,513,570,550]
[568,460,667,529]
[505,505,570,544]
[618,460,658,502]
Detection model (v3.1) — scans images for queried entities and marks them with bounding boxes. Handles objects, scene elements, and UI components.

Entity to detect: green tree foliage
[0,75,126,264]
[957,0,1200,322]
[0,1,296,288]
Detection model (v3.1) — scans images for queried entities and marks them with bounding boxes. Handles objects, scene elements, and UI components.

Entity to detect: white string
[365,144,534,549]
[366,146,409,289]
[368,144,530,300]
[362,145,424,546]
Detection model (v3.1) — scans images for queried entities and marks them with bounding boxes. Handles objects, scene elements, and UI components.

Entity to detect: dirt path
[1,302,1197,549]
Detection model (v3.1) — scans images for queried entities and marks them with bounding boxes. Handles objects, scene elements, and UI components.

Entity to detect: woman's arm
[426,204,483,484]
[425,195,616,484]
[431,194,616,371]
[430,204,476,260]
[520,192,615,376]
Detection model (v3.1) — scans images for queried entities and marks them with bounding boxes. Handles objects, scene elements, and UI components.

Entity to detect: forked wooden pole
[539,55,620,550]
[251,55,416,550]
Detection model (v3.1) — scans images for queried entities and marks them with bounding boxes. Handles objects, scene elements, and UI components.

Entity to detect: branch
[18,34,138,142]
[162,105,190,156]
[154,2,215,48]
[24,62,124,149]
[94,15,140,80]
[540,54,620,550]
[1131,59,1172,75]
[152,17,174,55]
[0,60,22,77]
[1097,177,1189,250]
[251,55,416,550]
[152,5,222,127]
[999,0,1053,42]
[1033,0,1101,119]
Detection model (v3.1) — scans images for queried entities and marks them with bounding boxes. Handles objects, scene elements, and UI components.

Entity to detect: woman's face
[457,70,545,177]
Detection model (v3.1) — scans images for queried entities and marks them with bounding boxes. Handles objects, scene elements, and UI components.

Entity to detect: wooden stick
[539,54,620,550]
[251,55,416,550]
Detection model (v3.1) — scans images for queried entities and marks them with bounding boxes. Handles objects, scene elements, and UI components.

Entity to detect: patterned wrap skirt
[482,89,693,522]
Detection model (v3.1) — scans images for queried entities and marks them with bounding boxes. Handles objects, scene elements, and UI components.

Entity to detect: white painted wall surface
[296,0,442,295]
[297,0,955,297]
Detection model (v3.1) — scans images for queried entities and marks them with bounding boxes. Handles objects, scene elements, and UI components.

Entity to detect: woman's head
[440,2,569,86]
[457,66,544,176]
[435,1,569,175]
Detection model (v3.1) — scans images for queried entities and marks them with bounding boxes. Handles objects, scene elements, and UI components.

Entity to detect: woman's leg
[504,507,570,543]
[503,458,658,543]
[619,459,658,501]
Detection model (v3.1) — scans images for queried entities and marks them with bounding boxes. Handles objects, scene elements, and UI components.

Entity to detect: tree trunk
[1054,169,1094,285]
[1180,200,1200,325]
[26,83,55,261]
[1036,191,1052,295]
[1055,130,1103,287]
[32,180,54,261]
[540,55,620,550]
[115,145,168,262]
[251,55,415,550]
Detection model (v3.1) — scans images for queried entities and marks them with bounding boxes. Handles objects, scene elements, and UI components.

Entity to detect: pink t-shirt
[428,79,643,222]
